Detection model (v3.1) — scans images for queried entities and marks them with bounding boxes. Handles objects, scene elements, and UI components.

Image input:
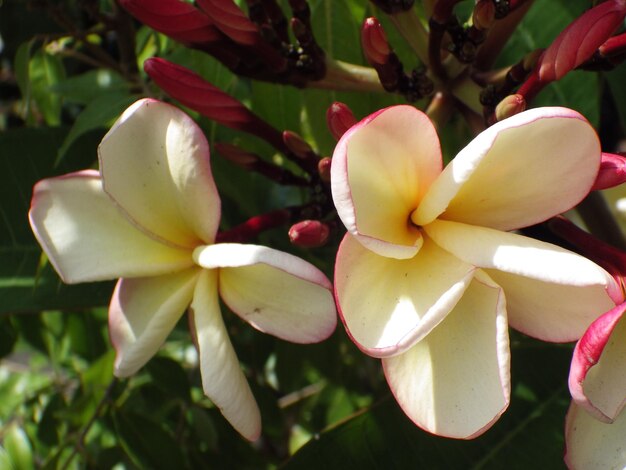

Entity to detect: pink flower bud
[318,157,332,183]
[288,220,330,248]
[326,102,357,141]
[495,94,526,121]
[591,152,626,191]
[283,131,315,160]
[195,0,259,46]
[361,17,391,66]
[118,0,221,44]
[538,0,626,81]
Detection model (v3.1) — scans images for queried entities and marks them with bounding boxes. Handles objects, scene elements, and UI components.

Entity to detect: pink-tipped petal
[564,402,626,470]
[334,234,476,357]
[110,269,199,377]
[331,105,442,259]
[569,303,626,422]
[29,171,193,283]
[193,244,336,343]
[383,271,510,439]
[99,99,221,248]
[424,219,616,341]
[191,269,261,441]
[414,108,601,230]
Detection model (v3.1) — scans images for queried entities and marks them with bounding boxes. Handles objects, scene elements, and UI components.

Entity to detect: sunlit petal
[110,269,199,377]
[564,403,626,470]
[383,272,510,439]
[331,105,441,259]
[334,234,475,357]
[414,108,600,230]
[29,170,193,283]
[569,304,626,421]
[191,269,261,441]
[194,244,336,343]
[99,99,221,247]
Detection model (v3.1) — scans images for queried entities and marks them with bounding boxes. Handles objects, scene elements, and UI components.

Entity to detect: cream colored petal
[110,269,199,377]
[334,233,475,358]
[331,105,441,259]
[191,269,261,441]
[99,99,220,247]
[486,269,615,342]
[383,272,510,439]
[204,245,337,344]
[570,304,626,421]
[414,108,600,230]
[29,170,193,283]
[564,403,626,470]
[425,219,613,286]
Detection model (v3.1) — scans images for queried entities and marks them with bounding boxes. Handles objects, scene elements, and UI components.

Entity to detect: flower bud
[362,17,391,66]
[195,0,259,45]
[495,94,526,121]
[283,131,316,160]
[326,102,357,141]
[538,0,626,82]
[288,220,330,248]
[318,157,332,183]
[473,0,496,30]
[214,142,258,168]
[591,152,626,191]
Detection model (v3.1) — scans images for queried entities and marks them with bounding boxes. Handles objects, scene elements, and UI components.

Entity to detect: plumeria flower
[565,302,626,469]
[29,99,337,441]
[331,105,620,439]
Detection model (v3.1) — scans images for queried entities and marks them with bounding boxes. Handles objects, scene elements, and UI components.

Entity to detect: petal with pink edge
[193,243,336,343]
[99,99,220,247]
[383,271,510,439]
[413,108,600,230]
[331,105,442,259]
[29,171,193,283]
[191,269,261,441]
[334,233,476,358]
[110,268,199,377]
[564,403,626,470]
[569,303,626,422]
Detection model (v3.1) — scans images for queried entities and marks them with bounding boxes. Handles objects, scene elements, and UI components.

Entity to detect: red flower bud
[318,157,332,183]
[538,0,626,82]
[118,0,221,44]
[326,102,357,141]
[473,0,496,31]
[283,131,316,160]
[361,17,391,66]
[591,152,626,191]
[195,0,259,45]
[288,220,330,248]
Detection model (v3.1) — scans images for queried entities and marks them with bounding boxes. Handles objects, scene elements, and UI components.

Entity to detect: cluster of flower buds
[120,0,325,86]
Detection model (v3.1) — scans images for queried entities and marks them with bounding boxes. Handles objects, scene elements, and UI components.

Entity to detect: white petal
[99,99,221,247]
[383,271,510,439]
[334,233,476,357]
[29,170,194,283]
[191,269,261,441]
[414,107,600,230]
[564,403,626,470]
[331,105,442,259]
[110,269,199,377]
[485,268,615,342]
[425,219,613,286]
[570,304,626,421]
[210,248,337,344]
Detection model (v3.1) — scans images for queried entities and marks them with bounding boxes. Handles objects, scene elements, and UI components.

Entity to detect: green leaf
[4,425,34,470]
[0,127,113,315]
[29,49,66,126]
[50,69,130,105]
[14,40,34,116]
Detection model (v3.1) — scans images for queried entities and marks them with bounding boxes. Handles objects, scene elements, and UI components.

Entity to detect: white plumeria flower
[29,99,337,441]
[331,105,619,439]
[565,302,626,469]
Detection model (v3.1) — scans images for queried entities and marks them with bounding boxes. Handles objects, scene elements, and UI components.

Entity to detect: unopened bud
[318,157,332,183]
[538,0,626,81]
[214,142,258,168]
[283,131,315,159]
[195,0,259,45]
[591,152,626,191]
[362,17,391,66]
[495,94,526,121]
[288,220,330,248]
[326,102,357,141]
[473,0,496,30]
